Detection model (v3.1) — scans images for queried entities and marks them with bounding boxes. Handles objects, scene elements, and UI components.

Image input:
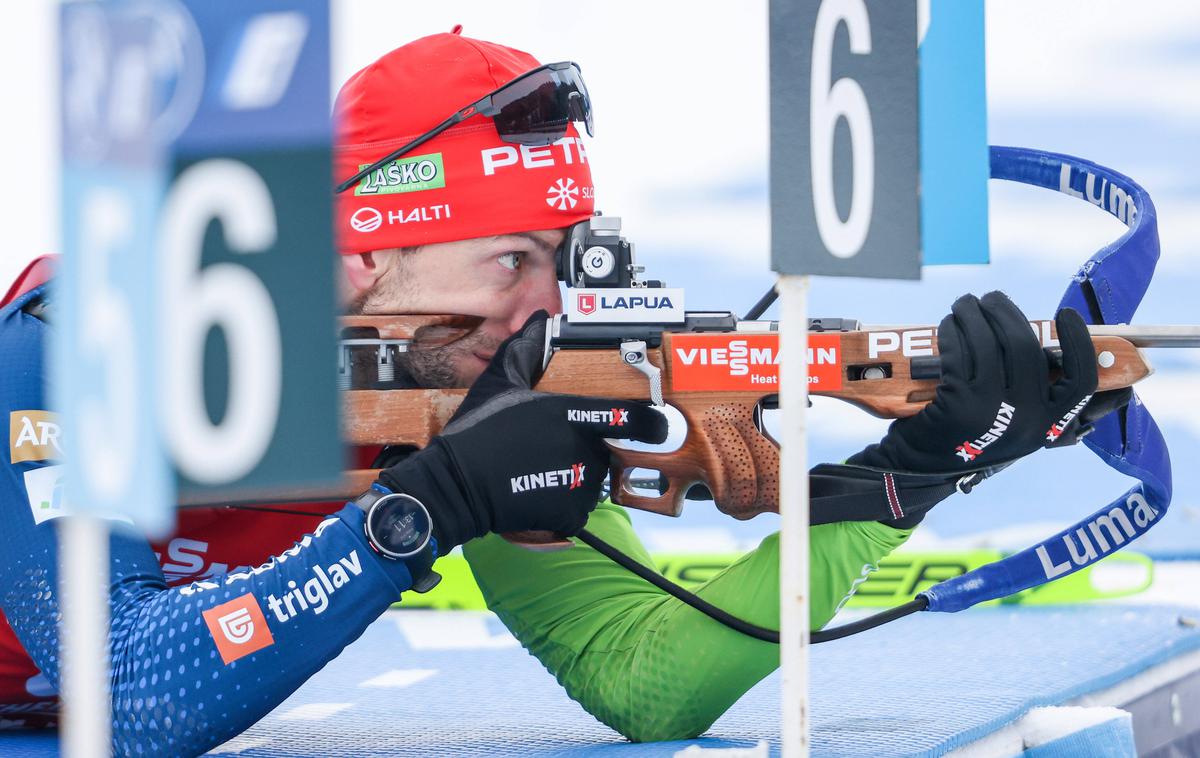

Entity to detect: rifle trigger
[620,340,664,406]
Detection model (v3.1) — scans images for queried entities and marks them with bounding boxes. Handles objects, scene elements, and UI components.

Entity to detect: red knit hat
[334,30,595,255]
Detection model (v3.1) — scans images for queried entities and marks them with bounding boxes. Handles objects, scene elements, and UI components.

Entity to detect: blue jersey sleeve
[0,286,417,755]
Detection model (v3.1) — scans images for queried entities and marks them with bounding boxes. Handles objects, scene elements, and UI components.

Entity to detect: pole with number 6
[771,0,921,754]
[159,159,283,485]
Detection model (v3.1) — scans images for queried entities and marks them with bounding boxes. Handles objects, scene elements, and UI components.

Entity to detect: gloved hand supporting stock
[810,291,1118,530]
[378,311,668,552]
[849,291,1101,476]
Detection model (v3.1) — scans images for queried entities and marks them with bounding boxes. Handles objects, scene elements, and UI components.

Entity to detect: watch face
[367,494,432,558]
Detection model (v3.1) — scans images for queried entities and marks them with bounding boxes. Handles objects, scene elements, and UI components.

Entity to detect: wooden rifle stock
[324,317,1156,530]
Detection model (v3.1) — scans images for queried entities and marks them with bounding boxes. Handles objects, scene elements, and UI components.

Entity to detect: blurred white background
[2,1,1198,556]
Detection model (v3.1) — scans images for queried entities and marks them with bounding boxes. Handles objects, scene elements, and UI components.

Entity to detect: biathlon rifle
[310,215,1196,537]
[219,147,1186,645]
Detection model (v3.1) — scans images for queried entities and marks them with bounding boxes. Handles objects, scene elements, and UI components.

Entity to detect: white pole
[778,274,811,757]
[60,514,111,758]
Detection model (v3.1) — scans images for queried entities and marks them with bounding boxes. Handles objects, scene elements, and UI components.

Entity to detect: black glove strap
[809,463,995,528]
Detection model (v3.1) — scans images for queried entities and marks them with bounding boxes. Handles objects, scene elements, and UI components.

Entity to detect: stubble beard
[399,328,502,388]
[345,263,500,389]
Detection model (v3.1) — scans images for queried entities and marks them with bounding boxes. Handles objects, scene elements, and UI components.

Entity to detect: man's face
[345,228,566,387]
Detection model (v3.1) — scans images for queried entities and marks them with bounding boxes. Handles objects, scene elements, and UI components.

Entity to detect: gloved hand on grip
[849,291,1101,476]
[378,311,668,552]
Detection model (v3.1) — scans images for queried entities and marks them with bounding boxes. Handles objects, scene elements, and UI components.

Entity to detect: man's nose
[505,271,562,334]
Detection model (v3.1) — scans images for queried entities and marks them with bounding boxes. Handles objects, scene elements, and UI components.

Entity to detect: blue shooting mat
[204,605,1199,757]
[4,605,1197,756]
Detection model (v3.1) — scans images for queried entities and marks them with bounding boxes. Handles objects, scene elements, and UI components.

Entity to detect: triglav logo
[350,207,383,233]
[203,594,275,664]
[217,607,255,645]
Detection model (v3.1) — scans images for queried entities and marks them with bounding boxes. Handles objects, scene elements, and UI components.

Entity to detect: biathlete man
[329,30,1108,742]
[0,27,1106,755]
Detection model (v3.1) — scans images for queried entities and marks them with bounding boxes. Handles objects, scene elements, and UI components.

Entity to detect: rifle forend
[328,314,1154,525]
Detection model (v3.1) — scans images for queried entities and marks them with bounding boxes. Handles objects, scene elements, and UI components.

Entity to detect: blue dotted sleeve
[0,288,415,755]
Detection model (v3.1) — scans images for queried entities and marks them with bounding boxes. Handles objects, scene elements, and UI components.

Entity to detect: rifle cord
[576,528,928,644]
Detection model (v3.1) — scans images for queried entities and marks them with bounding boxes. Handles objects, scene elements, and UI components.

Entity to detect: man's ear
[341,251,380,293]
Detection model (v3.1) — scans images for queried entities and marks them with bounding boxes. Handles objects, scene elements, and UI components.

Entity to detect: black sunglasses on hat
[335,61,593,194]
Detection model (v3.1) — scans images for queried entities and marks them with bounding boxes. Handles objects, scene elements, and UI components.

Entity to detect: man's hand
[849,291,1101,475]
[378,312,668,551]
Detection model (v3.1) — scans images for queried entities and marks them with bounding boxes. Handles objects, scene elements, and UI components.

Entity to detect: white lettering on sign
[160,159,282,484]
[78,190,139,502]
[220,12,309,110]
[810,0,875,258]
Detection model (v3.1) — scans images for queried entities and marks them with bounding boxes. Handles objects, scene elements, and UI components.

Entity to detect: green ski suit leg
[462,501,912,742]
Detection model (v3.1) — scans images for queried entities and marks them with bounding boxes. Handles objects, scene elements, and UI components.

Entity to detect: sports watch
[351,485,441,593]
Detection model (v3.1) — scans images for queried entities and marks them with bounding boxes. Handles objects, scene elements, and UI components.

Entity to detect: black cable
[810,597,927,643]
[743,285,778,321]
[577,528,927,645]
[576,528,780,643]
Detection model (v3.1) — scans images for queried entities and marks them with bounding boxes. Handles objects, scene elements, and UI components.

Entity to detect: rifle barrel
[1087,325,1200,348]
[863,324,1200,348]
[904,326,1198,381]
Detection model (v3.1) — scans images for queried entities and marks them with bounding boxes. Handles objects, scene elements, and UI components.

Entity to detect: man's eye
[498,252,523,271]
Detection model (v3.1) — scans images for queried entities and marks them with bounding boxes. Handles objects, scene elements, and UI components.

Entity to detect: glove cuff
[377,438,480,552]
[810,463,988,529]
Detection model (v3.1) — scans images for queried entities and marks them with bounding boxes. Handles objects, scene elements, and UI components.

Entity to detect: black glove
[849,291,1099,476]
[378,312,668,551]
[1045,387,1132,446]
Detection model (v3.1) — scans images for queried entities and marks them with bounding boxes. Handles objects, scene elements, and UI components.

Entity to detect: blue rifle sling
[921,147,1172,613]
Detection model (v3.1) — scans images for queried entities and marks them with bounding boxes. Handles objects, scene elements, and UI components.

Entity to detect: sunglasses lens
[491,64,592,145]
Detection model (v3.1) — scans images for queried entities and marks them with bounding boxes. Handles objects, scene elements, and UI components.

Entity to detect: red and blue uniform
[0,277,413,754]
